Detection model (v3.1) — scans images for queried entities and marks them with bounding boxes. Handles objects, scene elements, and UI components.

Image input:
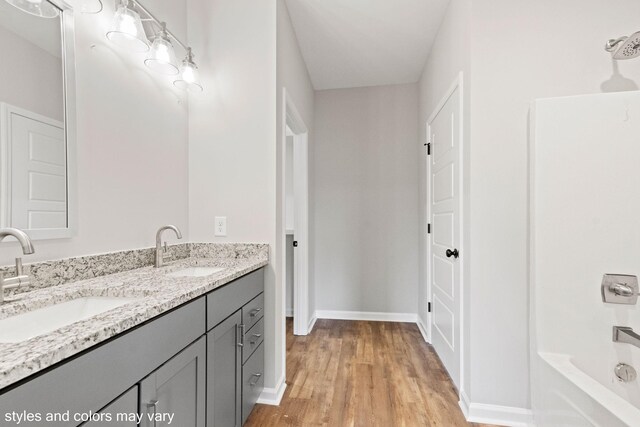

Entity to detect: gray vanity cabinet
[0,267,265,427]
[207,310,243,427]
[84,387,138,427]
[140,336,206,427]
[206,269,265,427]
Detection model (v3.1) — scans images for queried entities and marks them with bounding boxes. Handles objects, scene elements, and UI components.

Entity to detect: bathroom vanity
[0,244,268,427]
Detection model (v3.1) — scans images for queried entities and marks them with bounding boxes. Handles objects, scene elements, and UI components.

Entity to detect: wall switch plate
[215,217,227,236]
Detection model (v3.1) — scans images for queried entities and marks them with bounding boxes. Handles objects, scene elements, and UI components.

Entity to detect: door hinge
[428,302,432,313]
[426,142,431,155]
[292,240,298,247]
[427,223,431,234]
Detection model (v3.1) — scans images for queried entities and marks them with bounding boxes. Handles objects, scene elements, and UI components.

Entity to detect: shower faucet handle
[602,274,638,305]
[609,282,639,297]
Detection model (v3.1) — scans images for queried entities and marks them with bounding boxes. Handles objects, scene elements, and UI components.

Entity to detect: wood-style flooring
[245,319,495,427]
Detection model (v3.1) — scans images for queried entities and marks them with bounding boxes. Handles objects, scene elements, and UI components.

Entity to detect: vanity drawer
[207,268,264,330]
[242,317,264,363]
[242,343,264,425]
[242,292,264,330]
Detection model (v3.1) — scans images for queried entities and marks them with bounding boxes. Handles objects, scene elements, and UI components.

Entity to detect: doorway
[426,75,463,389]
[282,89,310,336]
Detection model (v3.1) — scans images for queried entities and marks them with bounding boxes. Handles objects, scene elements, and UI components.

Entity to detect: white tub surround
[0,243,268,390]
[530,91,640,426]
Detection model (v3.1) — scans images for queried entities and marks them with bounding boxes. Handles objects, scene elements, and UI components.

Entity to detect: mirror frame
[0,0,77,240]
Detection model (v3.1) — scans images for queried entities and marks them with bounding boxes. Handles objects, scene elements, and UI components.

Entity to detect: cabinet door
[83,386,138,427]
[140,336,206,427]
[207,310,242,427]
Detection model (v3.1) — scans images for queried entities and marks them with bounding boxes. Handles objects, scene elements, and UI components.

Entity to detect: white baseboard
[416,316,429,343]
[315,310,418,323]
[459,391,534,427]
[257,374,287,406]
[307,314,317,333]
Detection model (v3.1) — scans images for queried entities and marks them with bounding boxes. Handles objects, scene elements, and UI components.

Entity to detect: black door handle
[446,249,459,259]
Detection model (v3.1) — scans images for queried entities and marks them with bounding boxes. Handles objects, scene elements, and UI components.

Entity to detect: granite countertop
[0,253,268,390]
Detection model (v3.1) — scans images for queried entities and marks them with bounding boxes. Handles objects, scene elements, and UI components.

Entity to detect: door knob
[446,248,459,259]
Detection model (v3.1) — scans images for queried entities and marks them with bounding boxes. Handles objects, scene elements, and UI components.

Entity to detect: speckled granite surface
[0,243,191,295]
[0,243,268,390]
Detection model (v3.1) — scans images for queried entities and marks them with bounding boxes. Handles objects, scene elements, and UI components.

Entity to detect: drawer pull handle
[249,373,262,387]
[237,324,245,347]
[250,333,262,344]
[249,308,262,317]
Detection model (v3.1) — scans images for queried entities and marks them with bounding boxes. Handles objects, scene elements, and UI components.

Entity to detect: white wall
[468,0,640,413]
[419,0,640,418]
[0,1,189,265]
[314,83,419,315]
[187,0,278,388]
[0,25,63,121]
[276,0,316,335]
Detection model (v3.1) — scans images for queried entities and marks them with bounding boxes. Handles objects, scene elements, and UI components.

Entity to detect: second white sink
[0,297,141,343]
[166,267,225,278]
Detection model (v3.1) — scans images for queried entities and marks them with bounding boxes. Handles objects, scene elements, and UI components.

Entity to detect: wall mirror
[0,0,76,240]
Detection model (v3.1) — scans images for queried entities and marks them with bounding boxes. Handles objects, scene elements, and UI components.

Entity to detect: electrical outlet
[214,217,227,236]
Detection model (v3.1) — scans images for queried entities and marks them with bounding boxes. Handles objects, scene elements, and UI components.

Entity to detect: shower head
[605,31,640,60]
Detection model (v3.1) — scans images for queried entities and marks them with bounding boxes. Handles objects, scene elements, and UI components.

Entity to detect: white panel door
[428,85,461,387]
[10,112,66,230]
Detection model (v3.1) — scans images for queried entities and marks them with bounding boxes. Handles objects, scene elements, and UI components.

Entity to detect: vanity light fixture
[145,22,179,75]
[174,48,203,92]
[104,0,204,92]
[4,0,59,18]
[62,0,102,13]
[106,0,149,53]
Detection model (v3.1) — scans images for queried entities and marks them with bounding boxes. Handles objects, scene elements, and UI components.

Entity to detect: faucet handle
[602,274,639,305]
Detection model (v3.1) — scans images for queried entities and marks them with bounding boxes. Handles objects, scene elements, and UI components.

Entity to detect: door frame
[425,72,465,389]
[280,88,310,336]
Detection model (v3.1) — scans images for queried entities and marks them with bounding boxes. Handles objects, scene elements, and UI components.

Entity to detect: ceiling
[284,0,450,90]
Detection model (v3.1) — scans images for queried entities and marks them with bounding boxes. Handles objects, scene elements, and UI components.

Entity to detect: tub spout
[613,326,640,349]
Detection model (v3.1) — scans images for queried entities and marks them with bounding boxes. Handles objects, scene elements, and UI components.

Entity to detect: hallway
[246,319,493,426]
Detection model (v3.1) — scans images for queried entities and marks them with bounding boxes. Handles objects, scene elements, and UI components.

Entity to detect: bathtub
[533,352,640,426]
[531,91,640,426]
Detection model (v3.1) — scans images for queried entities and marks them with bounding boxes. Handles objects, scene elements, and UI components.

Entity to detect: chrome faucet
[613,326,640,349]
[0,228,35,303]
[155,225,182,268]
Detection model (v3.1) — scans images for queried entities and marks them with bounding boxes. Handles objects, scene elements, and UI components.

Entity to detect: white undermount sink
[0,297,141,343]
[165,267,225,278]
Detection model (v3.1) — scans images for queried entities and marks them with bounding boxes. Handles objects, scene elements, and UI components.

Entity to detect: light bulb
[174,48,203,92]
[182,64,196,84]
[106,0,149,53]
[144,23,179,75]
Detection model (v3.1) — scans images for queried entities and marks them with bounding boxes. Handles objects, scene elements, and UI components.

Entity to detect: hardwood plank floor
[245,319,495,427]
